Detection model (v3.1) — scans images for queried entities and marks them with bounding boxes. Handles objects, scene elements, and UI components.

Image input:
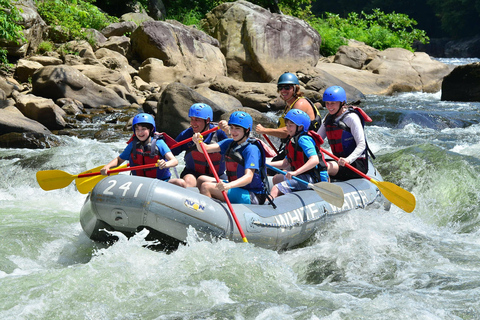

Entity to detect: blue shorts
[276,171,328,194]
[227,187,252,204]
[227,188,265,205]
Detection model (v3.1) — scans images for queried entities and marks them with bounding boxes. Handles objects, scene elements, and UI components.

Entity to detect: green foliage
[36,0,118,42]
[37,40,55,54]
[308,10,429,56]
[0,0,26,67]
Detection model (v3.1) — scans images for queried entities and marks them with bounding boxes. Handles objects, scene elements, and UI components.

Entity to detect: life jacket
[286,130,328,182]
[129,134,171,180]
[277,97,322,131]
[185,129,224,175]
[224,138,276,207]
[324,106,375,160]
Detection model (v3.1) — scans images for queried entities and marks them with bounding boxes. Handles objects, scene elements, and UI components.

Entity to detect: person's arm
[255,124,289,139]
[218,120,231,138]
[268,157,289,170]
[285,155,319,180]
[101,156,125,175]
[157,151,178,169]
[192,132,221,153]
[216,168,255,191]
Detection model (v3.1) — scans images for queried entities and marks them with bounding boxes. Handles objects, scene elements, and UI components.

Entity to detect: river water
[1,58,480,319]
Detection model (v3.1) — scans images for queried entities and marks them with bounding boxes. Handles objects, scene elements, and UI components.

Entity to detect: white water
[1,59,480,319]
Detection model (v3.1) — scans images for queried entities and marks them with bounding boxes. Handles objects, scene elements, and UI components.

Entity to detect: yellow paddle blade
[371,179,416,213]
[36,170,76,191]
[311,182,345,208]
[75,163,128,194]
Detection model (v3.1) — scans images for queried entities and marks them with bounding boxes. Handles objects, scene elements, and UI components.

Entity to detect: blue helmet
[132,113,156,134]
[323,86,347,103]
[285,109,310,132]
[188,103,213,121]
[228,111,253,130]
[277,72,299,85]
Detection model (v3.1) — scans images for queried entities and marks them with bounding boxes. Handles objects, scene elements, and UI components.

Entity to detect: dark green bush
[309,9,429,56]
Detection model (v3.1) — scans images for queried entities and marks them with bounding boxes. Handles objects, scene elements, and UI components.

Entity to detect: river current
[1,58,480,319]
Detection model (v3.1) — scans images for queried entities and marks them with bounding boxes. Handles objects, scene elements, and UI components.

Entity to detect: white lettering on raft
[273,191,369,229]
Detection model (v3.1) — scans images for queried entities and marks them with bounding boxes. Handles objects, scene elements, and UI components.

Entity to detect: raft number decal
[102,179,144,198]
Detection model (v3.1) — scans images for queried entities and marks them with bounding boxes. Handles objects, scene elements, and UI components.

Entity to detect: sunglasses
[277,85,293,91]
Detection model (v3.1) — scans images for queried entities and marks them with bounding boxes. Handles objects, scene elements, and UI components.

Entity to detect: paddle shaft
[199,141,248,243]
[319,148,371,181]
[262,134,279,155]
[320,147,416,212]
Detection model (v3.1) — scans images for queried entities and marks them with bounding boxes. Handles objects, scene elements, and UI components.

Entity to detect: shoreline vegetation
[1,0,429,70]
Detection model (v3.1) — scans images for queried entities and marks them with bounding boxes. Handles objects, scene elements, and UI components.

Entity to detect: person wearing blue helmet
[318,86,374,180]
[255,72,322,139]
[169,103,229,188]
[268,109,329,198]
[100,113,178,180]
[192,111,271,205]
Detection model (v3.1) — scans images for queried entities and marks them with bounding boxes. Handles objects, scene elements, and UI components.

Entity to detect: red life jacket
[130,135,166,179]
[325,106,373,159]
[286,130,328,181]
[186,130,223,175]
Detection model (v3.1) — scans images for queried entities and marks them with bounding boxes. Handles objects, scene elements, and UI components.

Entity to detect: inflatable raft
[80,160,387,251]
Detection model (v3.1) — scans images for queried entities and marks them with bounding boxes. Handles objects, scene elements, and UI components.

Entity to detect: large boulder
[130,20,227,86]
[155,82,225,136]
[441,62,480,102]
[31,65,131,108]
[14,93,67,130]
[0,106,51,135]
[203,0,321,82]
[315,47,452,95]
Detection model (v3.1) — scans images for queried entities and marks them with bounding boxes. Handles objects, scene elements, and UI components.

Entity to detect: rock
[208,76,279,111]
[131,20,226,86]
[14,93,67,130]
[156,82,226,136]
[101,21,138,38]
[0,132,61,149]
[0,106,51,135]
[31,65,131,108]
[441,62,480,102]
[203,0,321,82]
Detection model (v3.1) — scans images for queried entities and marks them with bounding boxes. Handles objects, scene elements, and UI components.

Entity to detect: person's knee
[169,179,186,188]
[272,174,284,184]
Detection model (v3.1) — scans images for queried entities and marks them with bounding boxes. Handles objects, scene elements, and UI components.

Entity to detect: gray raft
[80,160,387,251]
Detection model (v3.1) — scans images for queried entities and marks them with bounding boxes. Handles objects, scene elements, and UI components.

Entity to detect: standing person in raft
[100,113,178,180]
[318,86,375,180]
[255,72,322,140]
[192,111,270,205]
[268,109,329,198]
[169,103,229,188]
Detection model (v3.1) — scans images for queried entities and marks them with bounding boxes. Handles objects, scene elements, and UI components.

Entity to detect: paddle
[266,164,345,208]
[36,126,220,192]
[75,163,128,194]
[199,140,248,243]
[262,134,279,155]
[320,147,416,213]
